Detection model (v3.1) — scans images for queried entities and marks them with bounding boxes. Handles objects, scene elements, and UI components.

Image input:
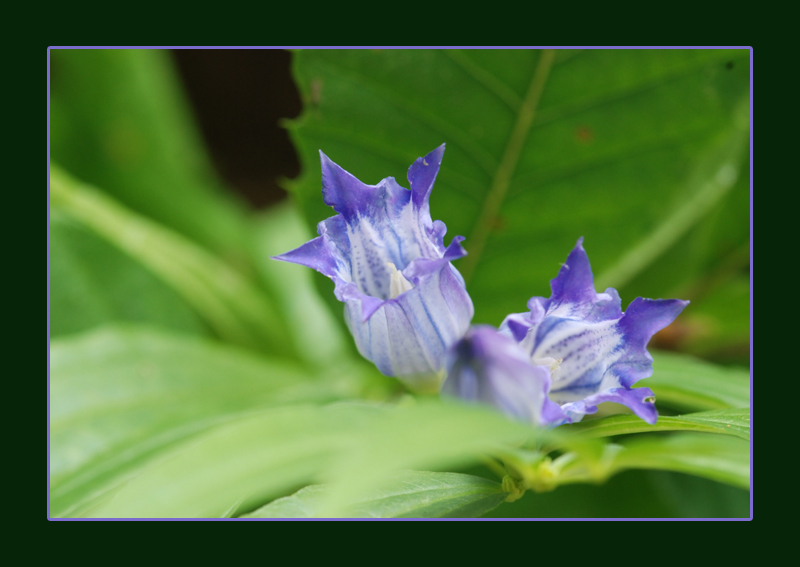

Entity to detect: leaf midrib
[461,49,556,282]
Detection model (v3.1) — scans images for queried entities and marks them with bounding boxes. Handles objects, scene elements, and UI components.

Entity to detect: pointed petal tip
[318,150,339,171]
[271,237,337,278]
[417,144,445,163]
[408,146,446,206]
[620,297,691,348]
[550,237,596,304]
[270,250,296,264]
[425,144,446,161]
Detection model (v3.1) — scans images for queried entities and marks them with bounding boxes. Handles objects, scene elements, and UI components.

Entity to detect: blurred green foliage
[50,213,205,337]
[49,49,750,519]
[50,49,250,259]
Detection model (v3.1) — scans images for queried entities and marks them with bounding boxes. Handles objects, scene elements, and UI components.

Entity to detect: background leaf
[647,351,750,411]
[50,213,205,338]
[250,202,352,366]
[676,275,751,365]
[286,49,750,333]
[50,166,293,355]
[610,433,750,490]
[243,471,506,518]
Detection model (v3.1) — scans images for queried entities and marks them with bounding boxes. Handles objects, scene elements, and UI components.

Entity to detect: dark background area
[172,49,301,208]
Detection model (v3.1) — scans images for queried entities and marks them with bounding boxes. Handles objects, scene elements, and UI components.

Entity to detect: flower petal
[547,238,624,322]
[344,259,473,383]
[274,147,474,383]
[560,386,658,424]
[320,151,409,222]
[442,326,566,425]
[403,235,467,283]
[271,236,337,278]
[408,144,446,211]
[500,238,689,425]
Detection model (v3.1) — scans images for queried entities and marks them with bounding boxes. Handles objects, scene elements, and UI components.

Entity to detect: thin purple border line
[47,47,52,521]
[49,46,751,50]
[749,47,753,520]
[47,46,753,521]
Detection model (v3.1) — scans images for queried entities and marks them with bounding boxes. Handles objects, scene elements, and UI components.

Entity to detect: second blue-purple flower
[443,239,689,426]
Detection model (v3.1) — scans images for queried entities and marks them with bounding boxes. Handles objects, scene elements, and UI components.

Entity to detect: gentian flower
[273,145,474,389]
[498,238,689,425]
[441,326,566,426]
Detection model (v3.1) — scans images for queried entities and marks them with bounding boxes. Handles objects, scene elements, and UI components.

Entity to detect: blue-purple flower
[273,145,474,388]
[498,238,689,425]
[441,326,566,426]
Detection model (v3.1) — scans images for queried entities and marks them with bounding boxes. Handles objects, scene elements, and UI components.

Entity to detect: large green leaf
[556,408,750,443]
[287,49,750,327]
[50,213,204,338]
[50,166,292,355]
[73,400,534,518]
[50,49,249,257]
[57,385,748,517]
[647,351,750,411]
[243,471,506,518]
[50,325,360,518]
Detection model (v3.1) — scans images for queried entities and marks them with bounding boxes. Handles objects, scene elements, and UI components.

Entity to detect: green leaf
[50,165,292,354]
[287,49,750,326]
[647,351,750,411]
[318,400,537,517]
[555,433,749,490]
[68,404,370,518]
[50,325,359,518]
[617,170,750,309]
[72,400,535,518]
[679,275,751,365]
[611,434,750,490]
[250,202,352,366]
[50,48,249,257]
[558,408,750,443]
[50,213,205,338]
[243,471,506,518]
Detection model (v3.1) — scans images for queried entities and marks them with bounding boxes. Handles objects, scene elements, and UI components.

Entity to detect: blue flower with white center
[499,238,689,425]
[273,145,474,389]
[441,326,566,426]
